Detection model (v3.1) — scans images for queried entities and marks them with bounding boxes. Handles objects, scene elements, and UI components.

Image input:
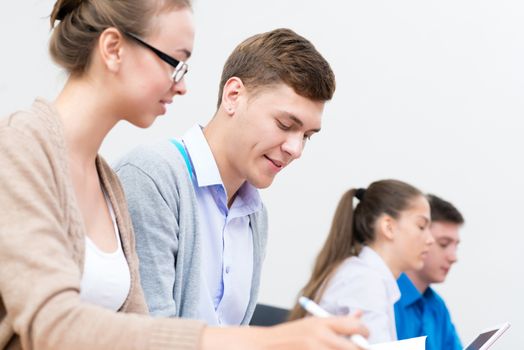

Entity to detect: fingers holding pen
[321,315,370,349]
[200,312,369,350]
[267,315,369,350]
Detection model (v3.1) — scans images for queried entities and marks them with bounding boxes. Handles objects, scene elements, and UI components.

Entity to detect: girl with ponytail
[289,179,435,344]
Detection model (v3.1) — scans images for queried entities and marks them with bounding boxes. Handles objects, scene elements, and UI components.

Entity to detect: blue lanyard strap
[170,139,194,178]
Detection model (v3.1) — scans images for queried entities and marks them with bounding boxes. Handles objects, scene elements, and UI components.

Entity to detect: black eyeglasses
[125,32,188,83]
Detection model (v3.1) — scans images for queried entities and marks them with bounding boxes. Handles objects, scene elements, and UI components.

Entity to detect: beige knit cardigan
[0,99,205,350]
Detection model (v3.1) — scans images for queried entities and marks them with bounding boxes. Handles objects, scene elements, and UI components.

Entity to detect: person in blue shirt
[394,194,464,350]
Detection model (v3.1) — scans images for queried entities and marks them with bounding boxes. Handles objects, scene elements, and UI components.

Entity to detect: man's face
[417,221,461,284]
[227,83,324,189]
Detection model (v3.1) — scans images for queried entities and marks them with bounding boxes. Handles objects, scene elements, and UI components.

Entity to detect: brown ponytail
[288,189,361,320]
[288,179,423,321]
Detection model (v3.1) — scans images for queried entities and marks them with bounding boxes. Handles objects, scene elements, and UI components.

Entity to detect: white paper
[369,336,426,350]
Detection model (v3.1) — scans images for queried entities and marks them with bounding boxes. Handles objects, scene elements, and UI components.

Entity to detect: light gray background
[1,1,523,348]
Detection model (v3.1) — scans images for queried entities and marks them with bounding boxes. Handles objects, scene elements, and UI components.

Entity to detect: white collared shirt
[319,246,400,344]
[181,124,262,325]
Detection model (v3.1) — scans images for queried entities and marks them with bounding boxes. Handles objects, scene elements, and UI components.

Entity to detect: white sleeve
[319,265,393,344]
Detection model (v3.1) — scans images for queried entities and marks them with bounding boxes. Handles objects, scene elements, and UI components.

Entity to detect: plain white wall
[2,0,523,347]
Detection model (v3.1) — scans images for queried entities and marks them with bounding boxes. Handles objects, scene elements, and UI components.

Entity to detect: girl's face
[391,195,434,274]
[120,7,195,128]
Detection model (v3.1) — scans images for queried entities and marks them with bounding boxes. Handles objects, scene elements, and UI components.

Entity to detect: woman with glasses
[0,0,367,349]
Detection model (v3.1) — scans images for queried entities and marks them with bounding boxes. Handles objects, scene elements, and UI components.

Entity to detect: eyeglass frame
[124,31,189,83]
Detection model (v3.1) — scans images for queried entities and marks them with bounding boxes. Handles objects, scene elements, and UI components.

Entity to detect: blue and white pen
[298,296,371,350]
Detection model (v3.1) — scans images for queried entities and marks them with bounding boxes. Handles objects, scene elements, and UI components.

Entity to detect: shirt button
[225,266,231,274]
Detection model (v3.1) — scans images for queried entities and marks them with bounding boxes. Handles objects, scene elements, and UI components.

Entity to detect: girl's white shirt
[319,246,400,344]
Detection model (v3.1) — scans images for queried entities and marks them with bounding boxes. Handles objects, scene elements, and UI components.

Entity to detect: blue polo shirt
[394,273,462,350]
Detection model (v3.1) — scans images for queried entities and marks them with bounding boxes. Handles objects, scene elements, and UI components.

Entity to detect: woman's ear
[97,27,124,72]
[377,214,396,241]
[220,77,244,116]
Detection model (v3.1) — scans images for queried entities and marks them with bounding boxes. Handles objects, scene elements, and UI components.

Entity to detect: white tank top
[80,192,131,311]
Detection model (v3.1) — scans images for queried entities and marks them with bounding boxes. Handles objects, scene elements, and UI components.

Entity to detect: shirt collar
[423,285,436,300]
[182,124,222,187]
[182,124,262,213]
[230,182,263,216]
[359,246,401,304]
[397,273,425,307]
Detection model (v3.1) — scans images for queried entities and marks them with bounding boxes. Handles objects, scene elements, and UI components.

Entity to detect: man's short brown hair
[427,194,464,224]
[217,28,336,108]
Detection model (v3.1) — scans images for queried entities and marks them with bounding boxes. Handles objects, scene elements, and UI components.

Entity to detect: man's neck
[405,270,430,294]
[202,118,244,208]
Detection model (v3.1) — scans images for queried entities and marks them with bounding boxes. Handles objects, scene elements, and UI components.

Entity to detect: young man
[115,28,335,326]
[394,194,464,350]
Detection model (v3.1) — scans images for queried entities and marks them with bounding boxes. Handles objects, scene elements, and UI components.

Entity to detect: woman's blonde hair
[49,0,191,75]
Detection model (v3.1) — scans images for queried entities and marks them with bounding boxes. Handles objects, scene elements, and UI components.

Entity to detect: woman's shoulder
[336,254,384,279]
[0,99,68,172]
[320,257,389,314]
[323,255,387,296]
[1,98,64,148]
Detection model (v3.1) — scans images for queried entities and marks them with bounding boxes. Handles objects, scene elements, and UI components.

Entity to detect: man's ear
[98,27,124,72]
[220,77,244,115]
[377,214,396,241]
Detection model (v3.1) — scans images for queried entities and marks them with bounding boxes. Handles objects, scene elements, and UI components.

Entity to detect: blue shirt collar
[397,273,437,307]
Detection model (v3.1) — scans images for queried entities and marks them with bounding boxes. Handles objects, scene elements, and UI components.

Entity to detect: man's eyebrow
[285,115,321,133]
[418,216,430,225]
[288,115,303,127]
[438,237,460,244]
